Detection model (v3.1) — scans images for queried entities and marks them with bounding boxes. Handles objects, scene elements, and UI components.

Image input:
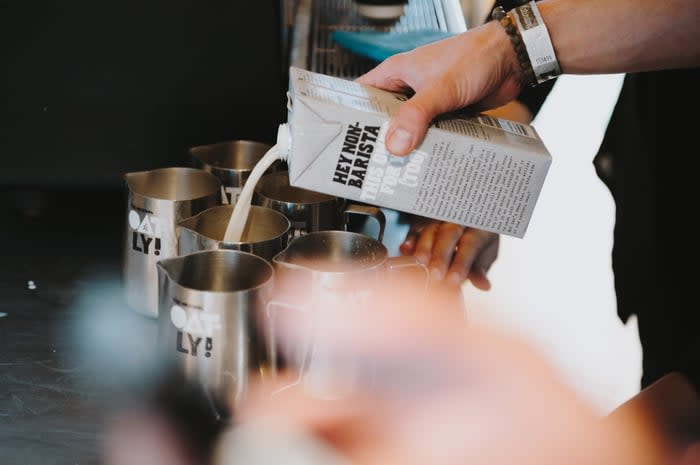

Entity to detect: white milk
[223,146,281,243]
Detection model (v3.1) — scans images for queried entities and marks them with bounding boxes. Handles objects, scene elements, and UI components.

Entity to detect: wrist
[510,1,561,84]
[492,2,562,87]
[490,7,536,88]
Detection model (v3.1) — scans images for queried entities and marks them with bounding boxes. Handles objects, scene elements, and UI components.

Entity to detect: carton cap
[276,124,291,161]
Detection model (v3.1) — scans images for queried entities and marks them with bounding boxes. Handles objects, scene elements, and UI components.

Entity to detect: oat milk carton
[280,66,551,238]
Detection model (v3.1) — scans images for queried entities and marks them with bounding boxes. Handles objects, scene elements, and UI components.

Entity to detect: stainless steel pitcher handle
[385,255,429,296]
[343,204,386,242]
[265,299,312,393]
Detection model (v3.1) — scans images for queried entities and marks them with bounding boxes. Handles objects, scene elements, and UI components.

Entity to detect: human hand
[356,20,522,156]
[400,216,498,289]
[232,281,658,465]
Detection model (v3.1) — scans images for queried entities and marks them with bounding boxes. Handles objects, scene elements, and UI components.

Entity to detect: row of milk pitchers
[121,139,425,418]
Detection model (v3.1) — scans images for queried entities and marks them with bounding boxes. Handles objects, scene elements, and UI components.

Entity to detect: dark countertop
[0,188,144,465]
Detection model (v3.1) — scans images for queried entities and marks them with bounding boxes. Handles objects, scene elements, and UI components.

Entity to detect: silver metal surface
[188,140,282,205]
[275,230,386,272]
[123,167,222,318]
[292,0,466,78]
[177,205,292,261]
[157,249,275,419]
[269,230,427,398]
[253,170,386,239]
[272,230,424,286]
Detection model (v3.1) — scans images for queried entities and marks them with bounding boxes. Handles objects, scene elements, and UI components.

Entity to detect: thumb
[386,88,447,156]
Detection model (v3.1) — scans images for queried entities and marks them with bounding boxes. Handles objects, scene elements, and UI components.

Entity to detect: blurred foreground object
[607,372,700,465]
[266,230,428,399]
[228,278,664,465]
[66,273,223,465]
[96,272,687,465]
[103,373,223,465]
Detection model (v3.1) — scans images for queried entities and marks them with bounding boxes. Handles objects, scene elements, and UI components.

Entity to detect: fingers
[414,223,465,282]
[357,57,458,156]
[407,221,498,289]
[399,236,417,256]
[355,23,527,157]
[383,96,433,156]
[384,87,453,156]
[410,222,438,265]
[355,62,412,93]
[399,217,430,256]
[467,268,492,291]
[449,231,499,290]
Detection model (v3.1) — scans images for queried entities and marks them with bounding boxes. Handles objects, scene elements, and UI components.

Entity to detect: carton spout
[276,123,291,162]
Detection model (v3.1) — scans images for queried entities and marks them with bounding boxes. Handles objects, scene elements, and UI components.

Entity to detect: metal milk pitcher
[176,205,291,262]
[188,139,282,205]
[268,230,428,398]
[157,249,275,420]
[123,167,221,318]
[253,170,386,239]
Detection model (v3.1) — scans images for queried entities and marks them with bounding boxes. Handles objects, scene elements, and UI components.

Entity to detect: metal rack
[290,0,467,79]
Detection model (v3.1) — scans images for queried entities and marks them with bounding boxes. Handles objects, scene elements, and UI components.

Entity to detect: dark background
[0,1,288,188]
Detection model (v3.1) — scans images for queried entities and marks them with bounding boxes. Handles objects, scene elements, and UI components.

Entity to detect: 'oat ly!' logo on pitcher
[128,209,162,256]
[170,304,222,358]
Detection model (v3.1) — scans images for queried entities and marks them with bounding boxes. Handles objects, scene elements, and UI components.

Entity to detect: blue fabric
[331,29,454,62]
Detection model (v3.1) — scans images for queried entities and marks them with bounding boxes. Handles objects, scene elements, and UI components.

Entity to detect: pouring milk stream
[223,126,290,243]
